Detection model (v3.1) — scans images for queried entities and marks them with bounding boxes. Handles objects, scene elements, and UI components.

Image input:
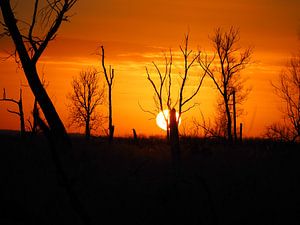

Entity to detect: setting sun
[0,0,299,138]
[1,1,300,225]
[156,109,181,131]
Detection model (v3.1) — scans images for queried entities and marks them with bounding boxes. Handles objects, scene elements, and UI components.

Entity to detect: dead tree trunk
[239,123,243,143]
[85,117,90,140]
[101,46,115,143]
[18,89,25,136]
[233,90,237,142]
[224,96,233,143]
[0,0,70,147]
[132,128,138,143]
[0,88,25,137]
[0,1,91,224]
[169,108,180,175]
[31,98,39,135]
[35,113,91,225]
[108,81,114,142]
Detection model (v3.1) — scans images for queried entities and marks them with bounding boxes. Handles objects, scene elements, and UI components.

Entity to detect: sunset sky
[0,0,299,137]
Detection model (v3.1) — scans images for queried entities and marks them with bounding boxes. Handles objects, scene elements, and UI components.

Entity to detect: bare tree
[144,49,173,138]
[199,27,252,142]
[0,0,77,145]
[68,68,105,140]
[144,34,207,138]
[266,53,300,142]
[178,35,208,116]
[1,2,93,224]
[0,88,25,136]
[100,46,115,142]
[144,34,209,175]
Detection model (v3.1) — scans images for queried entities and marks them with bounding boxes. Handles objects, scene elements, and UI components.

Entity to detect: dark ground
[0,131,299,225]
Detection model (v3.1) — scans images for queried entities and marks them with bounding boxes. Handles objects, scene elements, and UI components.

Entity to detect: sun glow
[156,109,181,131]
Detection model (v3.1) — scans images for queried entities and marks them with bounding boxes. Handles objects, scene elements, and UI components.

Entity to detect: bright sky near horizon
[0,0,299,137]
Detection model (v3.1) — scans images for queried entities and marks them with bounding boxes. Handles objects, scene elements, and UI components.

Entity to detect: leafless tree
[178,35,208,116]
[0,88,25,136]
[266,53,300,142]
[0,2,93,224]
[68,68,105,140]
[143,49,173,138]
[144,34,207,138]
[100,45,115,142]
[0,0,77,145]
[199,27,252,142]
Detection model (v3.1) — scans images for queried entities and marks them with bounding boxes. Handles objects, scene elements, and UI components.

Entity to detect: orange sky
[0,0,300,137]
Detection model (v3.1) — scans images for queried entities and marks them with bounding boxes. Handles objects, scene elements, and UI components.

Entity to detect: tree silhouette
[266,52,300,142]
[145,34,207,175]
[199,27,252,142]
[68,68,105,140]
[100,46,115,142]
[145,34,207,138]
[178,34,207,116]
[0,0,77,146]
[0,2,92,224]
[144,50,173,138]
[0,88,25,136]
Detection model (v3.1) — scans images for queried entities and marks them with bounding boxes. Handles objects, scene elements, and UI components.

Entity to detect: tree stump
[132,128,138,143]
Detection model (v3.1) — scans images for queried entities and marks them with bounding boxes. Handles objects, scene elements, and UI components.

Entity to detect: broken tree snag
[169,108,180,174]
[101,46,115,143]
[233,90,237,142]
[132,128,138,143]
[0,88,25,137]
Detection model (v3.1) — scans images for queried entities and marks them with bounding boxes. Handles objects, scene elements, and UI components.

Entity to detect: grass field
[0,131,299,225]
